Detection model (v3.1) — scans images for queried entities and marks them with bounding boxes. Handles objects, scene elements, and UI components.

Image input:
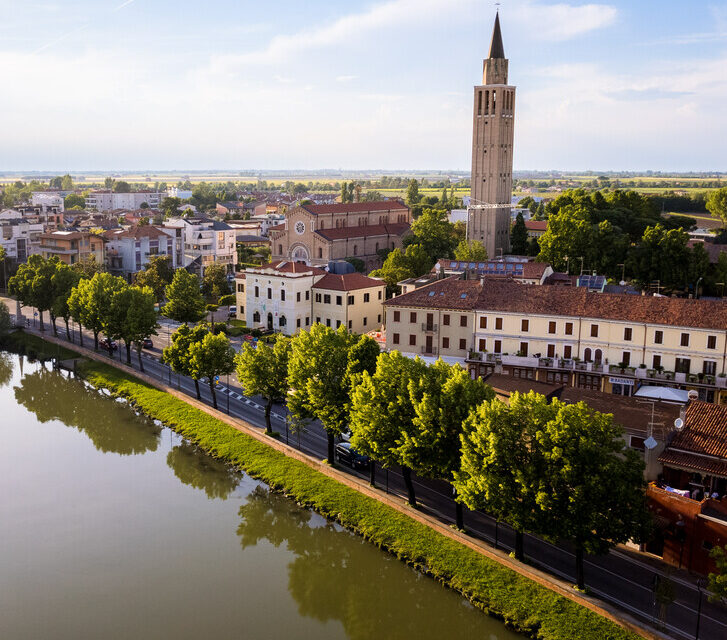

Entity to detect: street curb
[19,327,673,640]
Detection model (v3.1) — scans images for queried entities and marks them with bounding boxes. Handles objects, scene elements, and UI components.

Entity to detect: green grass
[3,329,81,361]
[75,359,640,640]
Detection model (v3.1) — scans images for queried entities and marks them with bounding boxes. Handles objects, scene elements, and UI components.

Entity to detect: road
[5,299,727,640]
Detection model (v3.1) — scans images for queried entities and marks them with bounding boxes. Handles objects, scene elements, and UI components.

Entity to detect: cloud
[510,2,618,41]
[113,0,136,11]
[336,75,358,83]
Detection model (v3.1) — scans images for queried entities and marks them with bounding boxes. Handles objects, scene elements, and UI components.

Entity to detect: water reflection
[238,486,514,640]
[0,353,12,387]
[167,441,241,499]
[14,368,161,455]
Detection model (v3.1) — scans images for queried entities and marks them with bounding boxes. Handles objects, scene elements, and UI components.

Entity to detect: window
[253,311,260,323]
[590,324,598,338]
[315,293,321,303]
[680,333,690,347]
[547,344,555,358]
[393,333,400,344]
[316,317,320,324]
[363,317,368,326]
[704,361,717,376]
[336,320,341,328]
[305,291,309,301]
[378,291,382,300]
[347,295,354,305]
[521,319,529,332]
[279,315,287,327]
[267,288,272,300]
[281,289,286,301]
[630,436,646,451]
[479,316,487,329]
[459,338,467,350]
[624,327,632,341]
[324,294,331,304]
[495,317,503,330]
[318,248,323,259]
[336,295,342,306]
[565,322,573,335]
[254,286,259,298]
[707,335,717,350]
[410,312,417,323]
[675,357,691,374]
[460,315,468,327]
[377,314,381,323]
[494,340,502,354]
[519,342,529,356]
[326,318,331,327]
[621,351,631,366]
[584,348,592,362]
[296,291,301,302]
[594,349,603,363]
[297,319,301,328]
[442,337,450,349]
[305,317,309,325]
[409,335,416,346]
[364,293,370,303]
[443,314,450,326]
[548,321,556,334]
[563,345,572,359]
[237,283,244,293]
[652,354,661,369]
[393,311,400,322]
[654,330,663,345]
[348,320,352,330]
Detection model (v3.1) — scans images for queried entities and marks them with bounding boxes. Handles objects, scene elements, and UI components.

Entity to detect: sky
[1,0,726,172]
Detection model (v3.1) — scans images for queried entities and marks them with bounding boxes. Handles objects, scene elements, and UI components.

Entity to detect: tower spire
[488,12,505,59]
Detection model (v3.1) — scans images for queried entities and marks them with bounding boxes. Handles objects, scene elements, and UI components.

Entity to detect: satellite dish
[674,418,684,431]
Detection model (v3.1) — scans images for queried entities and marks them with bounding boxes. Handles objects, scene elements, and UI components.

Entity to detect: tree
[536,399,649,590]
[50,263,81,340]
[406,179,421,205]
[72,255,104,278]
[133,256,175,302]
[162,324,209,399]
[64,193,85,209]
[95,274,128,357]
[706,187,727,227]
[8,255,58,332]
[708,545,727,603]
[409,208,458,260]
[188,332,236,410]
[453,240,488,261]
[288,324,357,464]
[201,263,230,301]
[627,224,692,291]
[236,336,291,435]
[537,205,594,272]
[109,285,157,366]
[161,197,181,217]
[349,351,426,506]
[454,392,553,561]
[112,180,131,193]
[399,360,493,527]
[61,174,73,190]
[68,272,125,350]
[162,269,206,323]
[0,301,11,337]
[510,212,529,255]
[369,244,433,294]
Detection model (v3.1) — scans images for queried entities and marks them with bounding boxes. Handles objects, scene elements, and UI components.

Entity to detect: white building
[104,226,178,279]
[166,187,193,200]
[86,190,164,212]
[163,217,237,275]
[0,218,44,263]
[31,192,65,212]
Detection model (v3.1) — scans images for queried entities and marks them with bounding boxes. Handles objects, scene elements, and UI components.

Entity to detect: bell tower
[467,12,515,257]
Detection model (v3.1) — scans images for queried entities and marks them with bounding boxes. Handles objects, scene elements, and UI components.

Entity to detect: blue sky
[1,0,726,172]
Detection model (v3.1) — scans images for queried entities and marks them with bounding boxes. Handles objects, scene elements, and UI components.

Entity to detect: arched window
[594,349,603,363]
[353,245,358,256]
[318,248,323,259]
[320,221,325,229]
[584,348,592,363]
[278,244,282,255]
[253,311,260,323]
[279,315,287,327]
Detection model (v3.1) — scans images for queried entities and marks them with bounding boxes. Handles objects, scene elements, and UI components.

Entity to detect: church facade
[467,13,515,257]
[269,201,411,270]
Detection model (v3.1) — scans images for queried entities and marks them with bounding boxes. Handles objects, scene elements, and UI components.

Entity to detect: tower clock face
[295,221,305,235]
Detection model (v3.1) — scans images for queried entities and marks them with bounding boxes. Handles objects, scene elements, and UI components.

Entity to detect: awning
[658,449,727,478]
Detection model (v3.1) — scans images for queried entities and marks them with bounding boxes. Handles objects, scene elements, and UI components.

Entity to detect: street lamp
[716,282,725,299]
[695,277,704,299]
[695,578,705,640]
[617,263,626,285]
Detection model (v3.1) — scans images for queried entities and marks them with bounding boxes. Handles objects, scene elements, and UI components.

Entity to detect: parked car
[228,305,237,317]
[334,442,370,470]
[100,338,118,351]
[142,338,154,349]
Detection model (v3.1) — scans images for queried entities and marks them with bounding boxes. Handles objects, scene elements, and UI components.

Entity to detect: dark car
[142,338,154,349]
[334,442,370,470]
[99,338,118,351]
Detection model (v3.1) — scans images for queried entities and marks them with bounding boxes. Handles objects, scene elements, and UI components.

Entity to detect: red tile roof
[437,259,550,280]
[525,220,548,231]
[302,200,408,215]
[664,402,727,459]
[315,223,410,241]
[251,261,327,276]
[312,272,385,292]
[384,276,727,330]
[688,240,727,264]
[657,450,727,477]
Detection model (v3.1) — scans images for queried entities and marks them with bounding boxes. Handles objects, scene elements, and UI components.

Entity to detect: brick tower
[467,12,515,257]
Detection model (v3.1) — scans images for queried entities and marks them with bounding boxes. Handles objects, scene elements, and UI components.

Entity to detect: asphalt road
[6,301,727,640]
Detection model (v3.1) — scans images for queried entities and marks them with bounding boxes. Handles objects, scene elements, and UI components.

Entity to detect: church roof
[488,12,505,59]
[315,223,410,241]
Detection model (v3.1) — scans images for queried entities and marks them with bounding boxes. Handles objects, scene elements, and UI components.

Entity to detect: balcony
[421,323,438,332]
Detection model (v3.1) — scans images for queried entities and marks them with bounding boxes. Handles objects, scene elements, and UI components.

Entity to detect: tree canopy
[162,269,206,323]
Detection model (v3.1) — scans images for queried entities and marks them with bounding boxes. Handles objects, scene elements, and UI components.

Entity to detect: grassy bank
[3,329,81,361]
[75,358,640,640]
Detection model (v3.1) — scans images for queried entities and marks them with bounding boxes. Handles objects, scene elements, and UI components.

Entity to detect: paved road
[5,300,727,640]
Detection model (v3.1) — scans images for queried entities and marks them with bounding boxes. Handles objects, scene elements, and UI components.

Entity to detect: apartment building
[0,219,44,264]
[104,226,178,279]
[163,217,236,275]
[86,190,163,212]
[236,261,385,336]
[384,276,727,404]
[39,231,105,265]
[31,192,65,211]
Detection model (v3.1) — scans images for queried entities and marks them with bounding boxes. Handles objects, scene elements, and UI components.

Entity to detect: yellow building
[384,276,727,404]
[312,272,385,334]
[39,231,105,265]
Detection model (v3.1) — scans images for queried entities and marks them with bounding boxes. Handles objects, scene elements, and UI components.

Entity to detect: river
[0,352,523,640]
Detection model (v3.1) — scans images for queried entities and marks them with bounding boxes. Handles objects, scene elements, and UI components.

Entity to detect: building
[38,230,105,265]
[104,226,178,279]
[31,191,65,211]
[163,217,236,275]
[236,261,385,336]
[467,12,515,257]
[0,218,44,264]
[525,220,548,238]
[86,190,163,212]
[383,276,727,403]
[435,258,553,285]
[269,201,411,270]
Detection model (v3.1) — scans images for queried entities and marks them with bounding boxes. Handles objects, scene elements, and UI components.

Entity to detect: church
[269,200,411,270]
[466,12,516,257]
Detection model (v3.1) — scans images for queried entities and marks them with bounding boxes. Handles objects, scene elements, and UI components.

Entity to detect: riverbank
[68,354,642,640]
